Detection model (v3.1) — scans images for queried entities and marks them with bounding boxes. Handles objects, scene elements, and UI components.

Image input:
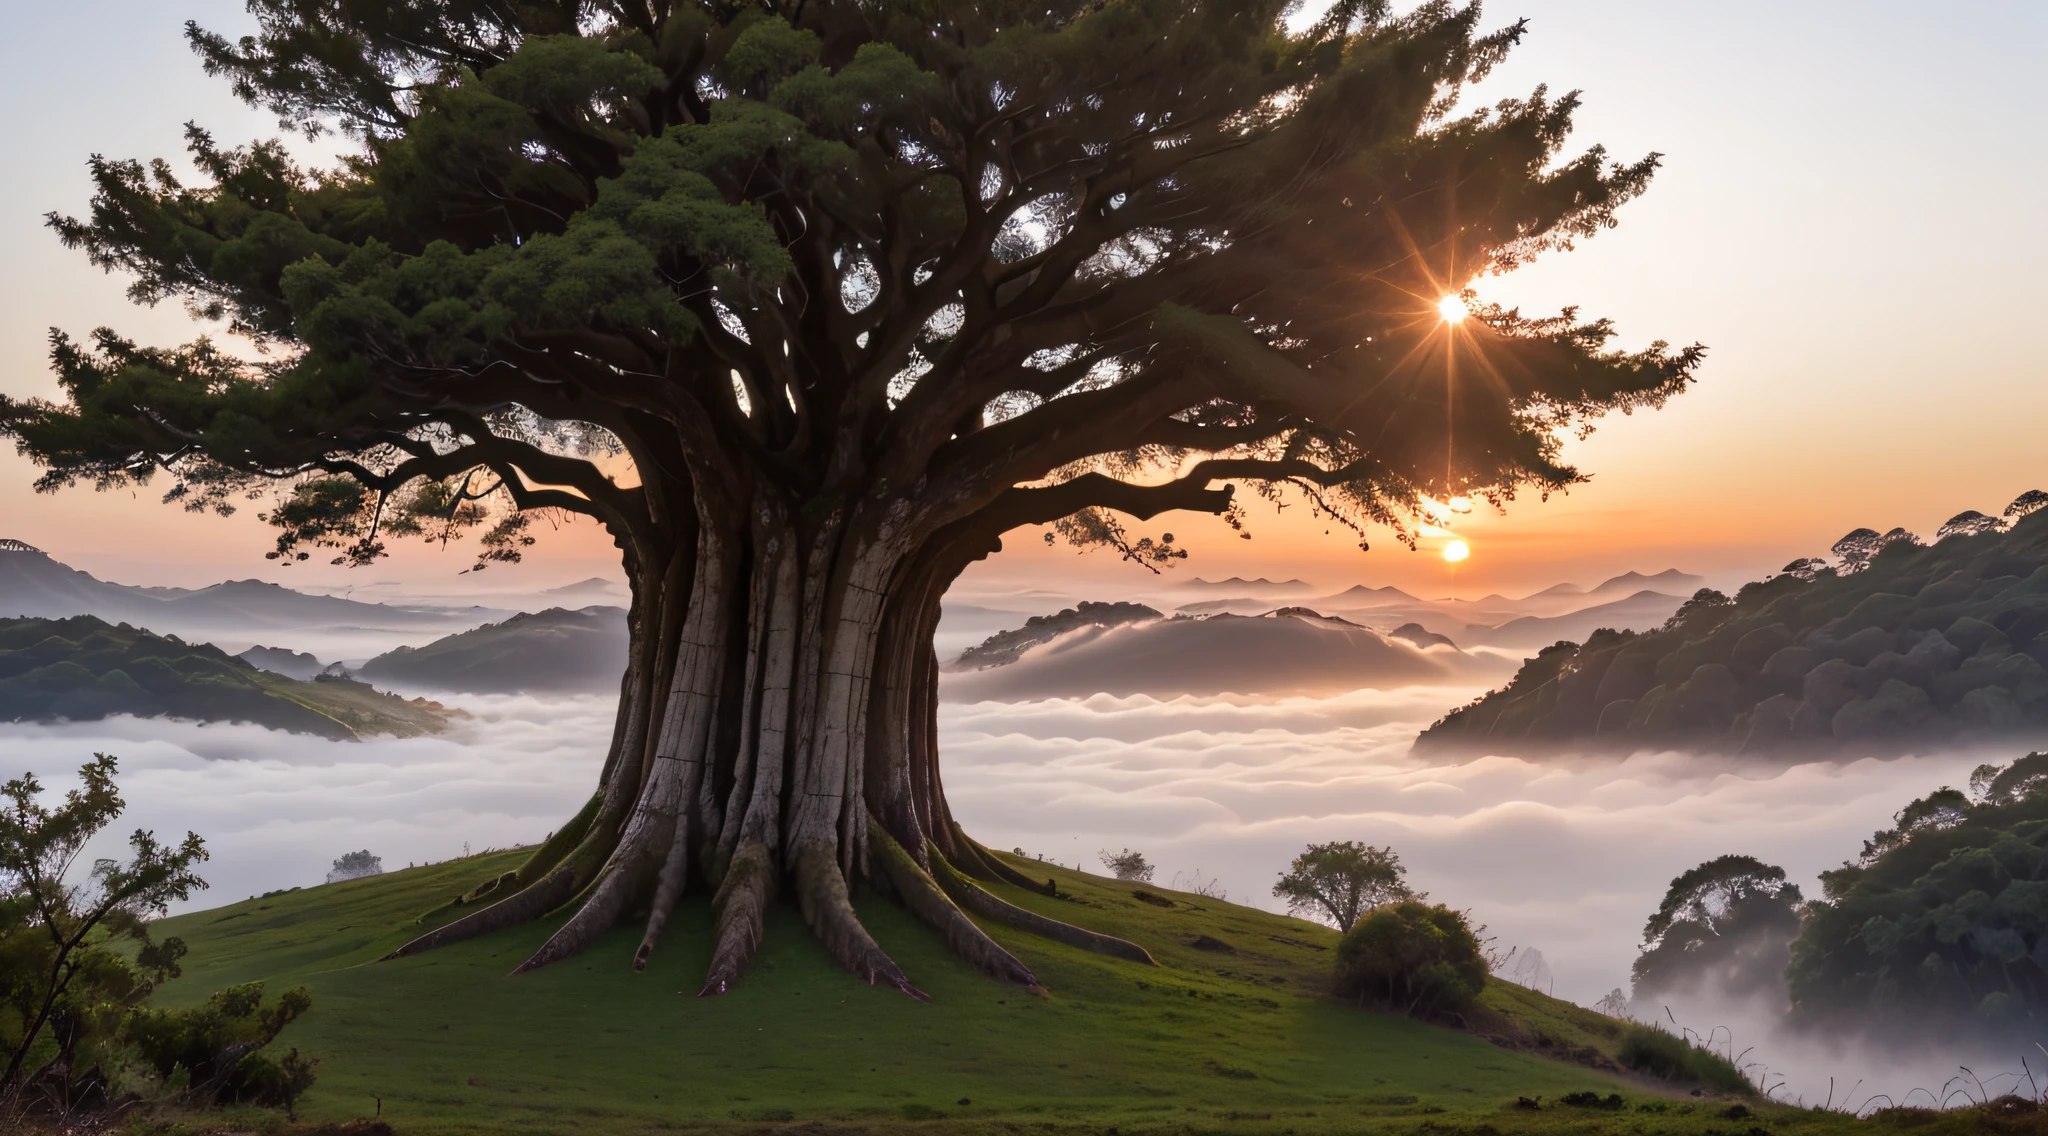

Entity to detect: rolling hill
[1459,589,1689,650]
[359,605,629,694]
[943,607,1497,700]
[142,848,1810,1136]
[0,615,449,739]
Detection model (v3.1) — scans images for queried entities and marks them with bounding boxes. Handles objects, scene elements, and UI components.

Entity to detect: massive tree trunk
[387,472,1149,995]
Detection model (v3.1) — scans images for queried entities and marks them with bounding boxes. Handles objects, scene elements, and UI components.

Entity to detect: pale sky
[2,1,2043,597]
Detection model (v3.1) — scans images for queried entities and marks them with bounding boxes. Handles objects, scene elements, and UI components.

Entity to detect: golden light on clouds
[1442,539,1471,563]
[1437,294,1467,323]
[1448,496,1474,514]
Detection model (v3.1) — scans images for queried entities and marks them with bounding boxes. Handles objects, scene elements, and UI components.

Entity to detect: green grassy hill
[0,615,450,739]
[145,849,1943,1136]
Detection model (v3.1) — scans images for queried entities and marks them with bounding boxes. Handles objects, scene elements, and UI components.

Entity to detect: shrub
[1334,901,1487,1017]
[1097,848,1154,882]
[326,850,383,883]
[125,982,315,1106]
[1617,1024,1749,1094]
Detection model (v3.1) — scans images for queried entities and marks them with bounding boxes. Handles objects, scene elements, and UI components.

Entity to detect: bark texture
[390,485,1145,995]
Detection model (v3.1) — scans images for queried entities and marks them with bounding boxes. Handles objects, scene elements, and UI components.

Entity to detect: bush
[124,982,315,1107]
[1334,901,1487,1017]
[326,850,383,883]
[1617,1024,1749,1093]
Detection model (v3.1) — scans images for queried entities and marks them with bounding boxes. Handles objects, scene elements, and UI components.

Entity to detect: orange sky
[3,1,2044,600]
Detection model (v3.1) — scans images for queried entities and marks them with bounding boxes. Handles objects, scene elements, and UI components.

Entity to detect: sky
[2,1,2045,598]
[5,4,2046,1102]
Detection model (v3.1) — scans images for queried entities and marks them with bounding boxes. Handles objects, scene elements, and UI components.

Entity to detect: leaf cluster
[1273,840,1411,932]
[3,0,1701,574]
[1630,854,1802,999]
[1333,899,1487,1018]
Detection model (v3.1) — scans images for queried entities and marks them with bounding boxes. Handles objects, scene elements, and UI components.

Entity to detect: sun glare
[1442,539,1470,563]
[1437,294,1467,323]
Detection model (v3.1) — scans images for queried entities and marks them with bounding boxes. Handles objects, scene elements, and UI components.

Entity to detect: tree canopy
[1273,840,1411,931]
[0,0,1698,993]
[1631,853,1801,1000]
[1790,752,2048,1029]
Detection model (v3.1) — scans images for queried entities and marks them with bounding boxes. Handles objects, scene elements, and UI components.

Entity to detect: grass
[145,850,1953,1135]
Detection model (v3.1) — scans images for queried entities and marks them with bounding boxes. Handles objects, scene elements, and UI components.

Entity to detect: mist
[5,680,2029,1106]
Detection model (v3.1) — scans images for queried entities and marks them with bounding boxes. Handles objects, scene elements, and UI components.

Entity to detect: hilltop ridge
[1419,507,2048,756]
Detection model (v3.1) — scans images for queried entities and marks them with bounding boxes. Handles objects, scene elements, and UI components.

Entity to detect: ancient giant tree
[2,0,1699,995]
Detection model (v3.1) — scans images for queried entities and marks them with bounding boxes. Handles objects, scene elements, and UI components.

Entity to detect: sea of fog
[7,684,2037,1108]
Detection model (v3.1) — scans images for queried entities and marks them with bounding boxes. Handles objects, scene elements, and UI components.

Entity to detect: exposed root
[793,841,928,1000]
[868,819,1038,987]
[633,828,692,972]
[381,864,580,960]
[931,851,1156,966]
[950,824,1055,895]
[510,850,652,976]
[700,840,775,995]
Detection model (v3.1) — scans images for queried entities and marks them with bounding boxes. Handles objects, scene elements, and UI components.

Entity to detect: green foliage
[0,616,449,739]
[126,983,315,1108]
[1632,854,1802,999]
[1096,848,1153,883]
[4,0,1700,582]
[1789,751,2048,1027]
[1420,498,2048,755]
[1335,901,1487,1018]
[1615,1025,1749,1094]
[1,755,207,1094]
[1274,841,1412,931]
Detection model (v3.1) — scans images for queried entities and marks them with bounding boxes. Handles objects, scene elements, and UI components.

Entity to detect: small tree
[1097,849,1153,883]
[1935,510,2001,541]
[1776,557,1827,582]
[325,851,383,884]
[1,755,208,1090]
[1273,841,1411,932]
[2005,490,2048,522]
[1829,527,1883,573]
[1659,587,1732,635]
[1632,854,1801,999]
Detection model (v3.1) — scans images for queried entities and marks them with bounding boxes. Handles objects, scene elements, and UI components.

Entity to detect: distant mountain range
[941,606,1498,700]
[0,541,504,641]
[1314,584,1424,608]
[1458,589,1690,650]
[1168,569,1703,648]
[540,577,630,602]
[358,606,629,694]
[0,615,449,739]
[1177,576,1315,595]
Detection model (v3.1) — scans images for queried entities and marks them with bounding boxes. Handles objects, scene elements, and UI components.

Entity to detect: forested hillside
[0,615,450,738]
[1418,498,2048,755]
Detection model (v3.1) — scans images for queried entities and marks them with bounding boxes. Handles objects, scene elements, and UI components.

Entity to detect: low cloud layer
[5,683,2025,1104]
[5,695,611,905]
[940,615,1503,700]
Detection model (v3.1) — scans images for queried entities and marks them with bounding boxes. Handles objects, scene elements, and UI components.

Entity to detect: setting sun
[1442,539,1471,562]
[1437,294,1467,323]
